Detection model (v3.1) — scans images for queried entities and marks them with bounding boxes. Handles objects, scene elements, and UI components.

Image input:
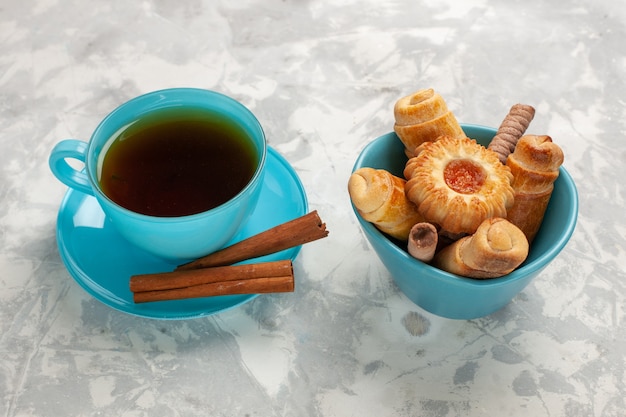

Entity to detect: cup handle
[48,140,95,196]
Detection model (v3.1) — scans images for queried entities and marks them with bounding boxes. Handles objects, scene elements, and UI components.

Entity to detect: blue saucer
[56,147,308,319]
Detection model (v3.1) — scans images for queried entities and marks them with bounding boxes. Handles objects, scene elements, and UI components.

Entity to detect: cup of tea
[49,88,267,260]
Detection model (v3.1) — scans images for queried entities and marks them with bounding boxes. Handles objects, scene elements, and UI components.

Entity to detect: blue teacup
[49,88,267,260]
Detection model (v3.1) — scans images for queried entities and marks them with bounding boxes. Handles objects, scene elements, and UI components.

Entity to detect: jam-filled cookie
[404,135,515,235]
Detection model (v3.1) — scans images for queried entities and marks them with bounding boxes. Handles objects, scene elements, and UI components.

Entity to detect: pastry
[393,88,465,156]
[348,167,424,240]
[404,135,515,235]
[505,134,564,243]
[407,222,438,262]
[487,104,535,164]
[432,217,529,279]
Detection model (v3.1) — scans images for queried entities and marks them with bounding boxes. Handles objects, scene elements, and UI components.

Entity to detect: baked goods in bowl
[350,124,578,319]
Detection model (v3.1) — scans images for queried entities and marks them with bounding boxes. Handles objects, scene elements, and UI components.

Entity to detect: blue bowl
[351,124,578,319]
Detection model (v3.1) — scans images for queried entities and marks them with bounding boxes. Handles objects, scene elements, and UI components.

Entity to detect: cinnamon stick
[130,259,293,293]
[133,275,294,303]
[177,211,329,271]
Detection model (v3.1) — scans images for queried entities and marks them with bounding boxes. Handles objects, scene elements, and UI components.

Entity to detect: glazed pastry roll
[349,167,424,240]
[433,217,529,279]
[393,88,466,156]
[505,134,564,243]
[404,135,515,235]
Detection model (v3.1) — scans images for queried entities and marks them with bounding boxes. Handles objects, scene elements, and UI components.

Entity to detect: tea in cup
[49,88,267,260]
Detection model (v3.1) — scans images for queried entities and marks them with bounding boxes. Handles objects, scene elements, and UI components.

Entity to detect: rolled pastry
[404,135,515,235]
[433,217,529,279]
[393,88,466,156]
[505,134,564,243]
[407,222,438,262]
[349,167,424,240]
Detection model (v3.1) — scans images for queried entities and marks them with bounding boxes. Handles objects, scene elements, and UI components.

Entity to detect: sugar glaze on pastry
[404,135,515,235]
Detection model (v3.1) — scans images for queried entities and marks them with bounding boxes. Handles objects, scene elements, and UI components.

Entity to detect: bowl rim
[351,123,579,288]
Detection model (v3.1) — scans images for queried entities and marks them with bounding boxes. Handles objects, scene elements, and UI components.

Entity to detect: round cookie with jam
[404,135,515,235]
